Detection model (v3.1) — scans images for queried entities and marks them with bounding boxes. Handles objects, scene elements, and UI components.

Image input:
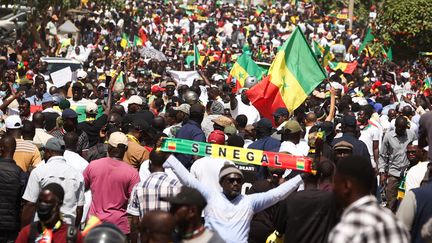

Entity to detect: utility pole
[348,0,354,31]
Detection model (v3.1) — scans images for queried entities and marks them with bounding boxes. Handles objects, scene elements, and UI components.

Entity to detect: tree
[377,0,432,59]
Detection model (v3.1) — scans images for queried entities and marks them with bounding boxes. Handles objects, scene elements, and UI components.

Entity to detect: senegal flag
[312,40,324,58]
[246,27,326,117]
[227,53,266,93]
[358,28,374,55]
[328,61,358,74]
[120,33,130,49]
[255,6,263,16]
[133,35,143,46]
[194,43,201,69]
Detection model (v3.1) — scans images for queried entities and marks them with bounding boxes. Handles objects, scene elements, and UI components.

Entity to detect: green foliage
[313,0,378,25]
[377,0,432,51]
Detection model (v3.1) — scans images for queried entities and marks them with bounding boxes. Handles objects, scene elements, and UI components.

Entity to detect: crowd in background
[0,0,432,242]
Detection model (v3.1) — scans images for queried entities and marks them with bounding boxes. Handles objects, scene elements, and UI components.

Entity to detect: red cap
[207,130,225,145]
[151,85,166,93]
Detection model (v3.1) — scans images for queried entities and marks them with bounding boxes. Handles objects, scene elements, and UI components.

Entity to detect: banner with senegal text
[160,138,313,173]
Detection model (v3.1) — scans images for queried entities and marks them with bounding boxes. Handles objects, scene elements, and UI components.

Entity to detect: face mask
[37,203,55,221]
[0,91,7,98]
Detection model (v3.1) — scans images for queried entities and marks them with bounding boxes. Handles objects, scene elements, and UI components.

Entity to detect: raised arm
[249,174,302,213]
[163,154,212,199]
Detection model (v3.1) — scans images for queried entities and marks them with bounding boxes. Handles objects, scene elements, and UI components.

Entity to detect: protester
[140,210,176,243]
[379,116,416,212]
[163,153,303,243]
[0,136,26,242]
[397,163,432,243]
[127,149,180,243]
[22,137,85,227]
[83,132,139,235]
[163,187,225,243]
[275,166,338,243]
[16,183,84,242]
[328,155,410,242]
[6,115,41,172]
[0,0,431,241]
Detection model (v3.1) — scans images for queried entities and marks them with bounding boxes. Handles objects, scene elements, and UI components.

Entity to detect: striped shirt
[127,172,180,218]
[328,195,410,243]
[13,138,42,172]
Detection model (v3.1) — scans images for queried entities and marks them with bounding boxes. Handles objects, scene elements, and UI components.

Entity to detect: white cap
[86,103,98,115]
[77,69,87,80]
[126,95,143,105]
[5,115,22,129]
[108,132,128,148]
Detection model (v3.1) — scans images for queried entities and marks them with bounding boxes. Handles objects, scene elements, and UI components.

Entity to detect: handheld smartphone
[105,75,112,88]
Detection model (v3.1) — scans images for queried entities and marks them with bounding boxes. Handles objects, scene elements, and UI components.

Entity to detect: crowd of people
[0,0,432,242]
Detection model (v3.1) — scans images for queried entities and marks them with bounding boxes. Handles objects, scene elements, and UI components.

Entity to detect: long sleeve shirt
[164,155,302,243]
[378,130,415,177]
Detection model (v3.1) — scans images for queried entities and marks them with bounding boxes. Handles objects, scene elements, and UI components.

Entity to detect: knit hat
[219,163,243,181]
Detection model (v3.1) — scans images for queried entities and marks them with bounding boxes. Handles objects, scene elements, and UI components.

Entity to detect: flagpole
[193,42,196,71]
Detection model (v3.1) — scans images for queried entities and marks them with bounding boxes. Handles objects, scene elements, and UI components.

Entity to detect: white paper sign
[167,70,200,87]
[50,66,72,88]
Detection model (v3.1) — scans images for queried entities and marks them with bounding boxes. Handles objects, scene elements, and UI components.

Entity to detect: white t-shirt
[279,140,309,156]
[64,150,91,224]
[405,161,429,192]
[190,157,234,193]
[359,124,380,168]
[139,160,178,184]
[230,95,260,125]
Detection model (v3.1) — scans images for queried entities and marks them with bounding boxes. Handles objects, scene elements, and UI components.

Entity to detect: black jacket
[0,158,27,231]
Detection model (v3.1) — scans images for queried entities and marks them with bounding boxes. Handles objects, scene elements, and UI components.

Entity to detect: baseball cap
[59,99,70,110]
[342,115,357,127]
[77,69,87,80]
[126,95,143,105]
[5,115,22,129]
[161,186,207,210]
[224,126,237,136]
[283,120,303,134]
[151,85,166,93]
[173,104,190,115]
[45,137,66,152]
[273,107,289,117]
[210,101,224,115]
[108,132,128,148]
[254,118,273,129]
[62,108,78,119]
[42,95,55,104]
[333,140,354,151]
[207,130,225,144]
[166,81,176,87]
[212,116,233,128]
[86,103,98,115]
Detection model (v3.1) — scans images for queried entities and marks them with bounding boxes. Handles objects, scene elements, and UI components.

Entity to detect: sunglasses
[226,178,243,184]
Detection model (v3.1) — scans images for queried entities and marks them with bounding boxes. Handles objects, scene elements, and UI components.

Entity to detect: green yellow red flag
[246,27,327,117]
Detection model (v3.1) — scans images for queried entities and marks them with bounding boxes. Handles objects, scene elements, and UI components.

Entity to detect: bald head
[140,211,175,243]
[0,135,16,158]
[151,116,166,132]
[305,112,317,125]
[401,105,413,117]
[33,112,45,128]
[64,132,78,151]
